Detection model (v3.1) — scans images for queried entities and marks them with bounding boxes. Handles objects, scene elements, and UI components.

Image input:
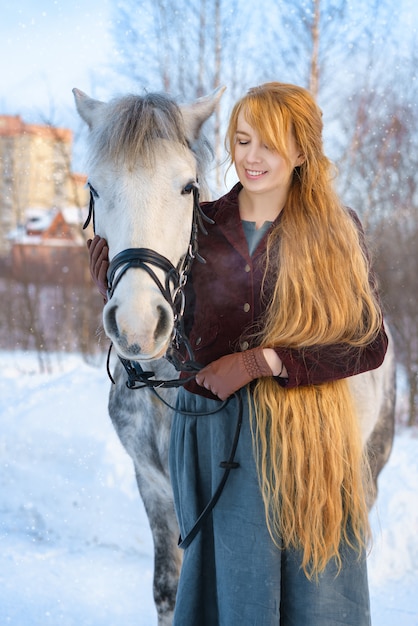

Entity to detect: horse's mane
[88,93,213,183]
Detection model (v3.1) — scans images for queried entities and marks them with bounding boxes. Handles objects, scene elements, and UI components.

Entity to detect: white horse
[73,87,396,626]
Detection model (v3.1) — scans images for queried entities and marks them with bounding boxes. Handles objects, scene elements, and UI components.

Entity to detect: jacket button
[244,264,251,273]
[243,303,250,312]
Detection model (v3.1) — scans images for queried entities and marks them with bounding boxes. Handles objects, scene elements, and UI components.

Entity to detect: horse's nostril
[154,305,170,340]
[105,304,118,336]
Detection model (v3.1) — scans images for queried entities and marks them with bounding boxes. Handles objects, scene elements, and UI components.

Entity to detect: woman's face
[233,112,302,198]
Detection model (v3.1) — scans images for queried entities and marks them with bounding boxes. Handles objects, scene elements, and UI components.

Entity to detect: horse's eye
[181,182,195,195]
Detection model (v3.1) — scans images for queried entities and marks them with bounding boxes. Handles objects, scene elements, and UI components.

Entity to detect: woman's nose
[246,144,262,162]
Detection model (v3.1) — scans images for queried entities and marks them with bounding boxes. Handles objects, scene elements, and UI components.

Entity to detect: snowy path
[0,352,417,625]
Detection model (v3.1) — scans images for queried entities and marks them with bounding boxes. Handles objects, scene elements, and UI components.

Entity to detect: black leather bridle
[83,181,212,389]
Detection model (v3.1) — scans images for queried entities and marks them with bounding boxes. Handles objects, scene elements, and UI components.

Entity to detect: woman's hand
[195,347,273,400]
[86,235,109,300]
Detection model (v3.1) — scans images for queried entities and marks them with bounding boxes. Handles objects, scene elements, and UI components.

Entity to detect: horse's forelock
[89,93,188,169]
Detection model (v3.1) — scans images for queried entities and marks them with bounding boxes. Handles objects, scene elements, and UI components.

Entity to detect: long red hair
[227,83,382,577]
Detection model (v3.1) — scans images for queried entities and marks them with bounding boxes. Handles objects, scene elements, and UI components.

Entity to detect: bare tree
[264,0,401,99]
[336,53,418,425]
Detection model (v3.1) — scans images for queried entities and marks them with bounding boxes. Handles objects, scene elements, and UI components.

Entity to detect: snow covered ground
[0,351,417,625]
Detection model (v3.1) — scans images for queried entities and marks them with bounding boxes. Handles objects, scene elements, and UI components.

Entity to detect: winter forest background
[0,0,418,624]
[1,0,417,425]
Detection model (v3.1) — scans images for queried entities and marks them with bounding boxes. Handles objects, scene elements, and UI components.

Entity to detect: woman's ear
[296,153,306,166]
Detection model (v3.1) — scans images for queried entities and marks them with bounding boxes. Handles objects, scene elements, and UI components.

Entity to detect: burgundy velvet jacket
[181,183,388,399]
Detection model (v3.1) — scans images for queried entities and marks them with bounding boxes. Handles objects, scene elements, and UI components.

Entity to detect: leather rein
[84,179,243,549]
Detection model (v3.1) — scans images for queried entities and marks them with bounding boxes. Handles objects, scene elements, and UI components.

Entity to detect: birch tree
[110,0,282,193]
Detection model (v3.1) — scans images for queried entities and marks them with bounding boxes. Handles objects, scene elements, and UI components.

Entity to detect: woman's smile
[245,168,267,179]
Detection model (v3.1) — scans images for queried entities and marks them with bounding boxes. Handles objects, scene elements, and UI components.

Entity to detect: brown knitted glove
[86,235,109,301]
[195,347,272,400]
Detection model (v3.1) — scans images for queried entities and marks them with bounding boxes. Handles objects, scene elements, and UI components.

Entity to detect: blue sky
[1,0,115,122]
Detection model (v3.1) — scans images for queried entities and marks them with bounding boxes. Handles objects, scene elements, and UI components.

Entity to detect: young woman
[89,83,387,625]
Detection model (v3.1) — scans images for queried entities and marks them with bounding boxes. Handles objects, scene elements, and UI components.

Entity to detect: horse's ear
[72,88,105,129]
[180,86,226,142]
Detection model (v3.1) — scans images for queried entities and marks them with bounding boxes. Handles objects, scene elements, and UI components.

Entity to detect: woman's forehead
[236,111,255,133]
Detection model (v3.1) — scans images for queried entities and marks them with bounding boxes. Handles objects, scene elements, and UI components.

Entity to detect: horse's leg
[108,359,181,626]
[134,465,182,626]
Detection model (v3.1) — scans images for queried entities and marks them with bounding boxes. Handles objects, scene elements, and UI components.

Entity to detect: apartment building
[0,114,88,255]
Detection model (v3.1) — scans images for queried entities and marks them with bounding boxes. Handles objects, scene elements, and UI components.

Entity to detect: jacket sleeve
[274,324,388,388]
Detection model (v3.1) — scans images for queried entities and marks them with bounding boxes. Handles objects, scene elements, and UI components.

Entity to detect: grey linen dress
[169,389,371,626]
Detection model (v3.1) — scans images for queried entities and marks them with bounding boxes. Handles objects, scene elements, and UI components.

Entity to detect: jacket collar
[209,182,279,261]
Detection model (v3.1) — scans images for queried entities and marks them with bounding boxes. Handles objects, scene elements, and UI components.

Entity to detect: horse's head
[73,86,224,361]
